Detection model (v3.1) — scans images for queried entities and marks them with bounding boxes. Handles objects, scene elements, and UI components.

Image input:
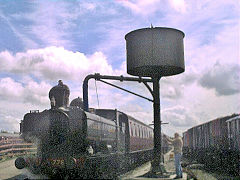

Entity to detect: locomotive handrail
[83,73,153,112]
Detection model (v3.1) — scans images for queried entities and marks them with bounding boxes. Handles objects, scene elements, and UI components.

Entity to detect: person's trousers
[174,153,182,177]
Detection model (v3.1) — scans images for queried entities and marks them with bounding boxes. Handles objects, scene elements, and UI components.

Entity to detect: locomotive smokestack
[49,80,70,109]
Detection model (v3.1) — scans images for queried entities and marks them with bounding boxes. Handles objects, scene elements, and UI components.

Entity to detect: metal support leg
[150,77,168,177]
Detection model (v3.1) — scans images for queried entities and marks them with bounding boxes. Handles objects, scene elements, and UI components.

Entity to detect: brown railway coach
[183,114,240,176]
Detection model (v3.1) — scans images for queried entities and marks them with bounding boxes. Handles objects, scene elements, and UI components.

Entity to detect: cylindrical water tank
[125,27,185,77]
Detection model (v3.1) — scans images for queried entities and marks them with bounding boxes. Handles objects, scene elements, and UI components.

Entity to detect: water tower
[125,27,185,175]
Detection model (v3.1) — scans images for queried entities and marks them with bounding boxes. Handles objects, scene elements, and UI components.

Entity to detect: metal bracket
[83,73,154,111]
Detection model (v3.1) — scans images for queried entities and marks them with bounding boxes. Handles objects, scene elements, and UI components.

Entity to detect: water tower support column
[151,77,165,174]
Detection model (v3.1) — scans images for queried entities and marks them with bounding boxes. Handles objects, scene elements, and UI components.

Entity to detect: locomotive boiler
[15,80,169,178]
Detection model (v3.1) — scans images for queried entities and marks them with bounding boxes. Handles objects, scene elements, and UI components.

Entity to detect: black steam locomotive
[16,80,169,178]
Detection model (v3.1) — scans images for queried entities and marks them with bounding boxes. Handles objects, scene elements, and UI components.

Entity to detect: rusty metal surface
[125,27,185,77]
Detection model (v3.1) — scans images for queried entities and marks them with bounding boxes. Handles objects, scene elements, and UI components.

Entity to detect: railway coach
[183,114,240,176]
[227,115,240,151]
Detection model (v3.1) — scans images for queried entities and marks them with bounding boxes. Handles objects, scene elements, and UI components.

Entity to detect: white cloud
[160,66,198,100]
[0,77,51,105]
[116,0,161,16]
[23,81,52,105]
[169,0,186,13]
[199,62,240,96]
[185,25,239,70]
[162,105,199,127]
[0,78,24,100]
[0,100,49,132]
[117,0,188,16]
[0,46,115,81]
[0,113,20,132]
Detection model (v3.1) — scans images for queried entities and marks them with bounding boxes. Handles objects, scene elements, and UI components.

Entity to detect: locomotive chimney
[49,80,70,109]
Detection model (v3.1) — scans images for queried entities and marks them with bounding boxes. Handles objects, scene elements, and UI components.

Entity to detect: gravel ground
[119,150,238,180]
[187,169,217,180]
[0,158,22,179]
[120,150,188,179]
[0,157,48,180]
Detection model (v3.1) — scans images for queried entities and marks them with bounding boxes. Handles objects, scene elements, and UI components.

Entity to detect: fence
[0,135,36,160]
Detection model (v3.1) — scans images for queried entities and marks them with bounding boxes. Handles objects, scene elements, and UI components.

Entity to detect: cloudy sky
[0,0,239,136]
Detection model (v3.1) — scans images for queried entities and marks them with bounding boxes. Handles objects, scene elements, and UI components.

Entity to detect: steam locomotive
[16,80,169,178]
[183,114,240,176]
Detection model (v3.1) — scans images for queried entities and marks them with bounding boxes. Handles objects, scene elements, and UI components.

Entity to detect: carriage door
[119,113,127,152]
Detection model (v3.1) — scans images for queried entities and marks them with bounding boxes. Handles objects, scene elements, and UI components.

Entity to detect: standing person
[164,133,183,179]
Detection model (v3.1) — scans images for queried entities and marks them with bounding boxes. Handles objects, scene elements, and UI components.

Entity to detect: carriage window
[136,125,139,137]
[139,126,141,137]
[121,122,125,133]
[130,122,133,136]
[134,124,137,137]
[136,125,138,137]
[138,125,141,137]
[134,125,136,137]
[140,126,142,138]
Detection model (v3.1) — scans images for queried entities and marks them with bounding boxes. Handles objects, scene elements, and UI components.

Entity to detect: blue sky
[0,0,239,136]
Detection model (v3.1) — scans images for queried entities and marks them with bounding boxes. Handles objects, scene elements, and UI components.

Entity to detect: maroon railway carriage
[183,114,240,176]
[183,114,238,150]
[91,108,155,153]
[227,115,240,151]
[128,115,154,151]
